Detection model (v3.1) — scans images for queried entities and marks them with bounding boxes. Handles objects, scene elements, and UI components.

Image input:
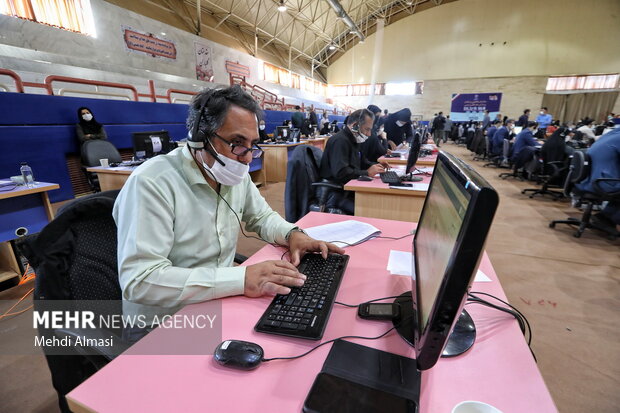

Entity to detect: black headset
[188,91,227,166]
[348,108,373,133]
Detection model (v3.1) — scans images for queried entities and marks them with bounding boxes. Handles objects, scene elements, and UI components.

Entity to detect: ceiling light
[349,30,356,34]
[277,1,287,12]
[161,32,166,36]
[329,44,336,50]
[406,1,413,5]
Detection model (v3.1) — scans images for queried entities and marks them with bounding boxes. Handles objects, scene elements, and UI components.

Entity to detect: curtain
[542,92,619,124]
[1,0,93,34]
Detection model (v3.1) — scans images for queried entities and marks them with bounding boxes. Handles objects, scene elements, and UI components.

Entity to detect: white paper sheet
[388,183,430,191]
[151,136,162,153]
[387,250,412,276]
[304,220,381,248]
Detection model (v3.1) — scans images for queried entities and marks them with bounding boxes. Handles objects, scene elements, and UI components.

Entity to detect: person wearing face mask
[535,107,552,138]
[113,86,344,330]
[75,106,107,144]
[320,109,389,214]
[431,111,447,147]
[491,119,515,158]
[383,108,413,146]
[258,119,269,142]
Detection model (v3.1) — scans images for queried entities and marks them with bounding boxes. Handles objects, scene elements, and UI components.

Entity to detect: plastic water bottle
[20,162,35,188]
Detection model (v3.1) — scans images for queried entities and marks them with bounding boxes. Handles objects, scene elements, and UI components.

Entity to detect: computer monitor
[513,126,523,135]
[393,151,499,371]
[132,131,172,159]
[405,133,422,175]
[275,126,291,141]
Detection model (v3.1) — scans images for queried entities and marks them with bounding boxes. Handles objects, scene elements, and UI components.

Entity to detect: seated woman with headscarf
[76,107,107,144]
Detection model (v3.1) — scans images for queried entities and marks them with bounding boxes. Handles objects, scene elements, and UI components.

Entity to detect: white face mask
[540,111,545,115]
[355,131,369,143]
[396,120,406,127]
[531,128,538,135]
[259,125,265,130]
[82,113,93,121]
[199,144,249,186]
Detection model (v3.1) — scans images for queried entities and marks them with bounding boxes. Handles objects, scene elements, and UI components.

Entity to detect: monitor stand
[392,291,476,358]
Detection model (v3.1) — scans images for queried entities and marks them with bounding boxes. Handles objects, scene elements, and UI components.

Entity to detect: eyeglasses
[213,133,263,159]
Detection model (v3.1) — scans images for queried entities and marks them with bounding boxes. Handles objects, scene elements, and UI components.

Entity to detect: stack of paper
[304,220,382,248]
[386,250,493,282]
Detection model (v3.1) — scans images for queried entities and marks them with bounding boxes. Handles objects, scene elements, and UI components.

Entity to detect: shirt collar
[181,144,209,187]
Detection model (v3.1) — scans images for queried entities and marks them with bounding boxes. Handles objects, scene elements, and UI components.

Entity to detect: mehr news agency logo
[32,310,218,348]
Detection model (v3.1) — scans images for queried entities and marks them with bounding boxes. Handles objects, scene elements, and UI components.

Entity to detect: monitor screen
[513,126,523,135]
[276,126,291,140]
[132,131,171,159]
[393,151,499,371]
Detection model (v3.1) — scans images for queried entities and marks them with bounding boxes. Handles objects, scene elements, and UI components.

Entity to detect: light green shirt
[113,145,295,319]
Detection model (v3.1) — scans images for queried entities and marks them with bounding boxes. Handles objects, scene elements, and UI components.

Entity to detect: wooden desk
[301,137,326,151]
[0,181,59,282]
[379,153,438,166]
[344,167,431,222]
[66,212,556,413]
[261,142,306,182]
[87,156,267,191]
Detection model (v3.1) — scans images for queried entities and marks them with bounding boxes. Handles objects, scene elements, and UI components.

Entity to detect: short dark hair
[541,107,548,111]
[527,121,539,128]
[295,105,301,110]
[186,85,263,139]
[347,108,374,126]
[438,111,443,115]
[524,109,530,114]
[383,109,388,114]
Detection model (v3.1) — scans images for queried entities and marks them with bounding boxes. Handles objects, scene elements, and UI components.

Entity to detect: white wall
[0,0,325,104]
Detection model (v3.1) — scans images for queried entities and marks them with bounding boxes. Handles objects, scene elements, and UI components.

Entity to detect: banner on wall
[122,25,177,60]
[195,42,214,81]
[450,93,502,121]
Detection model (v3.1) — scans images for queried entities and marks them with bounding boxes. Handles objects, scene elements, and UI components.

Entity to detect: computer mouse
[213,340,264,370]
[357,175,373,181]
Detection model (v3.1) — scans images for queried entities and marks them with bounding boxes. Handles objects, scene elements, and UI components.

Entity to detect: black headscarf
[77,106,103,134]
[541,127,569,163]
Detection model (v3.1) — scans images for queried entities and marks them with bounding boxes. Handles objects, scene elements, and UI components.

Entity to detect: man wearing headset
[319,108,390,214]
[113,86,344,327]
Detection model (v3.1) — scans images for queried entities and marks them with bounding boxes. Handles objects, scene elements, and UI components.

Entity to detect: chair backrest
[502,139,511,159]
[25,190,121,302]
[570,150,590,184]
[81,140,122,166]
[284,145,323,222]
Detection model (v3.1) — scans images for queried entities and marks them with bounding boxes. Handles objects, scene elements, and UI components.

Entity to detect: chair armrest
[311,182,343,190]
[55,327,132,366]
[593,178,620,197]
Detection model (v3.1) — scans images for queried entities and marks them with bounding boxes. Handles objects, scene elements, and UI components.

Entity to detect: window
[385,81,424,96]
[546,74,619,91]
[1,0,96,36]
[327,83,385,97]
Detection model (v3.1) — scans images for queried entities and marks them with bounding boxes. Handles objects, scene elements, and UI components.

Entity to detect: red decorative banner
[225,61,250,77]
[122,26,177,60]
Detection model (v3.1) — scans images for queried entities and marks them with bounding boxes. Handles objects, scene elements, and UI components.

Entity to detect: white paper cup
[99,158,109,168]
[452,401,503,413]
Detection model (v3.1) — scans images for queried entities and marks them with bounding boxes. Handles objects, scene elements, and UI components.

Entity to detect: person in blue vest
[511,121,540,162]
[486,120,499,146]
[535,107,552,138]
[575,127,620,228]
[491,119,514,156]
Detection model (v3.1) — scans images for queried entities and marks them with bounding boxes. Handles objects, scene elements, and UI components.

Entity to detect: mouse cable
[334,294,408,308]
[466,292,536,362]
[469,291,532,344]
[262,315,413,363]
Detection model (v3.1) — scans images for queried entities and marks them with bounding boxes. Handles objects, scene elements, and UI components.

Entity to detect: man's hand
[378,160,391,169]
[288,231,345,267]
[367,163,386,177]
[245,260,306,297]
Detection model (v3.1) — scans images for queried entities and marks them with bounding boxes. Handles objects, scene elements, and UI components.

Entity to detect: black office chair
[483,136,502,167]
[549,151,620,239]
[521,157,568,200]
[80,140,122,191]
[284,145,344,222]
[20,190,128,412]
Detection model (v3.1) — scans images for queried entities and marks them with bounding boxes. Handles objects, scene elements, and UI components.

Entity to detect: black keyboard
[380,171,402,185]
[254,253,349,340]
